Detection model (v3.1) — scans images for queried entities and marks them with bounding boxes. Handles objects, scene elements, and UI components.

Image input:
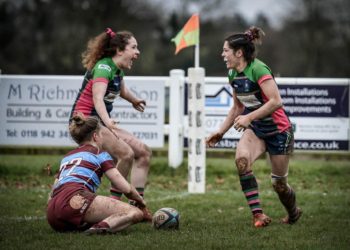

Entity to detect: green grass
[0,154,350,249]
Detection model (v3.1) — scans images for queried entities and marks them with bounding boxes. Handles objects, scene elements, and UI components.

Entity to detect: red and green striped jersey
[228,59,291,137]
[71,57,124,119]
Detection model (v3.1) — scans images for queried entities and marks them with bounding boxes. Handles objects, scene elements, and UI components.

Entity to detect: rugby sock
[136,187,144,198]
[129,187,144,206]
[271,174,298,218]
[110,188,122,200]
[239,171,263,215]
[86,221,111,234]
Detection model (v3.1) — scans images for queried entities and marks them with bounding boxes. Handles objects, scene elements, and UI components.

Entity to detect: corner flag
[171,14,199,55]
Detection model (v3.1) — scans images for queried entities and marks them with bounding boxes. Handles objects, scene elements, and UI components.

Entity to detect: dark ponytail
[225,26,265,63]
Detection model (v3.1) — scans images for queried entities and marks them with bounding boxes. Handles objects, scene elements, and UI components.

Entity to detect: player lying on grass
[206,26,302,228]
[47,113,152,234]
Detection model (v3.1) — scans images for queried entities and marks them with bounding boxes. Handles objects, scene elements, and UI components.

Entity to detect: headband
[244,30,254,41]
[105,28,116,38]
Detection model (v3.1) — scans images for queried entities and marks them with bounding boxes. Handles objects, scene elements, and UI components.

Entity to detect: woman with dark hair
[47,114,150,234]
[70,28,152,205]
[206,27,302,228]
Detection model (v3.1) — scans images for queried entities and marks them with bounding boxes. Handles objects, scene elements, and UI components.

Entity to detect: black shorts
[252,127,294,155]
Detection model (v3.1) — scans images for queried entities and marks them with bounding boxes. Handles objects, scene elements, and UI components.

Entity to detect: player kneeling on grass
[46,114,152,234]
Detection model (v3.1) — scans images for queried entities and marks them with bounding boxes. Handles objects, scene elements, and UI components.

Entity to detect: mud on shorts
[47,183,97,232]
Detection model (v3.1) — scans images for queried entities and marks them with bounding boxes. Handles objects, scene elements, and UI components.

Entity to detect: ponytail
[225,26,265,63]
[244,26,265,44]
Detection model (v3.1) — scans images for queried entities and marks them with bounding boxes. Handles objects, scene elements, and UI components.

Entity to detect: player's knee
[235,156,249,174]
[119,148,135,163]
[271,174,289,194]
[139,145,152,167]
[142,144,152,159]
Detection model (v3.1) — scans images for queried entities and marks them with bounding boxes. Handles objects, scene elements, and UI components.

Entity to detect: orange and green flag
[171,14,199,55]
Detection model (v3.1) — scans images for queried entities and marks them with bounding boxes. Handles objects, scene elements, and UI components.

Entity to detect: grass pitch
[0,153,349,249]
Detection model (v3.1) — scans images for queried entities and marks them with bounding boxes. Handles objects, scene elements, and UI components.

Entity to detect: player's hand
[206,132,223,147]
[106,119,119,129]
[132,99,146,112]
[135,198,146,208]
[106,119,120,137]
[233,115,251,132]
[140,207,153,223]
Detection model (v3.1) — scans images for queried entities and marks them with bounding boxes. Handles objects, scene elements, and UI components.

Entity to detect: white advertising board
[0,75,165,147]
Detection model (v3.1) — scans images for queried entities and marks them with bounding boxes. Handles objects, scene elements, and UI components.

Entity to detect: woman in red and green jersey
[206,27,302,228]
[70,28,151,210]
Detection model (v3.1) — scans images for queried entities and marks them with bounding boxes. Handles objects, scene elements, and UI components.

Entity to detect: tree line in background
[1,0,349,77]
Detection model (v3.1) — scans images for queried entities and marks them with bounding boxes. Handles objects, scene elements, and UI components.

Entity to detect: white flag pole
[194,43,199,68]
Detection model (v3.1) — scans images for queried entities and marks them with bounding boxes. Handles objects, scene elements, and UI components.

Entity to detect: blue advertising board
[185,78,350,151]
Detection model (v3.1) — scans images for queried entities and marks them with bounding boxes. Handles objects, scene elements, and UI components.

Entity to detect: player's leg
[235,129,271,227]
[269,129,302,224]
[270,155,302,224]
[101,126,135,178]
[99,126,135,200]
[115,127,152,201]
[83,195,143,234]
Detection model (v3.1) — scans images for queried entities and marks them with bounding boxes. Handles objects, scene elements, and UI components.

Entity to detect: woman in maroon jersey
[70,28,151,205]
[47,114,151,234]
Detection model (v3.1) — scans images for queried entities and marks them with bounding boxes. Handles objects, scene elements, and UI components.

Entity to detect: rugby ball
[152,207,180,230]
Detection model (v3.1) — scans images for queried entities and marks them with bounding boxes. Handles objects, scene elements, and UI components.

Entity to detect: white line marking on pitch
[148,192,192,202]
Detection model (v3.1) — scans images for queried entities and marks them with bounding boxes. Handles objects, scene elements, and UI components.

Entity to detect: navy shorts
[252,127,294,155]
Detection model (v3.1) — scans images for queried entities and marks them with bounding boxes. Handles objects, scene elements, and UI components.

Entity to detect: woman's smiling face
[118,36,140,70]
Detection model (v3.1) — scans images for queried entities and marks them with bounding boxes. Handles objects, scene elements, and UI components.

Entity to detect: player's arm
[92,82,117,129]
[219,91,245,135]
[206,91,245,147]
[248,78,282,119]
[120,79,146,112]
[105,168,146,207]
[47,177,58,204]
[234,78,282,131]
